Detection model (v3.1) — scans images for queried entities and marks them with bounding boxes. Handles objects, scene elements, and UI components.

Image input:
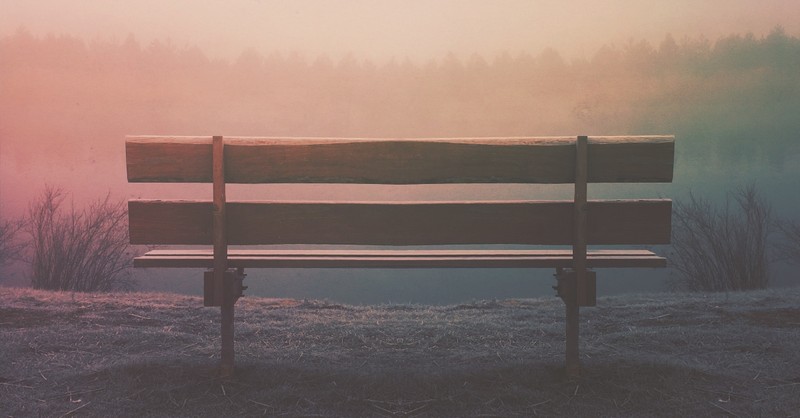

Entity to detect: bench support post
[568,135,589,378]
[211,136,235,377]
[555,268,596,378]
[204,268,246,376]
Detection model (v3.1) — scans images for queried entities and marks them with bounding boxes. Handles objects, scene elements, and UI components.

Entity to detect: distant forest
[2,26,799,166]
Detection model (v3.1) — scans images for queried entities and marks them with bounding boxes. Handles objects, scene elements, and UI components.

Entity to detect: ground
[1,286,799,417]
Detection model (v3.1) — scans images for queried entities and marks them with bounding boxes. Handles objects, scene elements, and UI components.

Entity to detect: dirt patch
[742,308,800,328]
[0,307,54,328]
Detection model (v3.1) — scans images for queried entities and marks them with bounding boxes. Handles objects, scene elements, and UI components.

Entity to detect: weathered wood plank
[132,249,667,269]
[140,249,660,257]
[128,199,672,246]
[126,136,674,184]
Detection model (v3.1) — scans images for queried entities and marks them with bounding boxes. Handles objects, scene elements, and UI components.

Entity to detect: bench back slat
[126,136,674,184]
[128,199,671,246]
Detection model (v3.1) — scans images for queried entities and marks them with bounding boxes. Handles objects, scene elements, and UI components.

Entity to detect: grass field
[1,286,799,417]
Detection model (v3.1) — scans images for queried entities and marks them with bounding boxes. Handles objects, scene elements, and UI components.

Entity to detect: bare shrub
[777,219,800,264]
[24,186,136,292]
[669,185,772,292]
[0,215,23,269]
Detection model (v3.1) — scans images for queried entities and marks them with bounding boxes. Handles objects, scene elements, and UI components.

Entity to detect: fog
[4,0,800,62]
[2,2,800,303]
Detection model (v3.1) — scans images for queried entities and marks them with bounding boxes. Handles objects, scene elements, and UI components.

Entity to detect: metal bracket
[204,268,247,307]
[553,268,597,307]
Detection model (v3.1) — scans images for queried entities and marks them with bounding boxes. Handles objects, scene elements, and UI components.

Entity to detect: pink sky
[2,0,799,62]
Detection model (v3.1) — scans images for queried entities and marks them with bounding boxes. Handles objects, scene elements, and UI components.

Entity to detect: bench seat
[134,249,665,269]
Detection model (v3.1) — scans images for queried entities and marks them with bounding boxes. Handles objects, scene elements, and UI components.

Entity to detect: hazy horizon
[2,0,800,62]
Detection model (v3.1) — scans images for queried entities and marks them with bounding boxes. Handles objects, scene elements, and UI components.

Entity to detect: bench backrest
[126,136,674,247]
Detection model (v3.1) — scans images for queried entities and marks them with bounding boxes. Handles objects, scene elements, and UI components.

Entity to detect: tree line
[2,26,799,162]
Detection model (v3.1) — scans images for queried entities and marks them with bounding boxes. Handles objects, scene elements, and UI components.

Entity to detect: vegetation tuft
[777,218,800,265]
[0,214,23,270]
[23,186,136,292]
[670,185,773,292]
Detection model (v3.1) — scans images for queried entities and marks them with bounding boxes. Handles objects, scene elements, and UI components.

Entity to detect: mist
[2,3,800,302]
[3,0,800,62]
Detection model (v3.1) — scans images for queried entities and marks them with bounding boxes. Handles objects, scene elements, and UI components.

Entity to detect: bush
[777,219,800,265]
[25,187,136,292]
[0,215,23,269]
[669,185,772,292]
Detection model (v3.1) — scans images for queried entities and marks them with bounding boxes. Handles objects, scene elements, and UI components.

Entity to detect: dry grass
[1,286,800,417]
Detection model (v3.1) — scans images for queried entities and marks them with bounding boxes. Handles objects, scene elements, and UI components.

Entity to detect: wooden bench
[126,135,674,377]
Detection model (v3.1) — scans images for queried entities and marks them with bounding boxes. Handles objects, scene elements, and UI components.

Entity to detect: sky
[2,0,799,62]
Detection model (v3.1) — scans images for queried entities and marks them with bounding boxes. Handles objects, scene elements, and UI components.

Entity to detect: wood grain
[126,136,674,184]
[128,199,672,246]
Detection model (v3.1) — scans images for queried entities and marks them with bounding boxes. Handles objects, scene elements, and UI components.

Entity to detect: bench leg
[220,298,235,377]
[565,297,580,378]
[214,268,246,378]
[555,268,594,378]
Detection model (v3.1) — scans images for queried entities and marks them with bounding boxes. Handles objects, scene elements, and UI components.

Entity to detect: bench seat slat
[133,249,666,269]
[141,248,659,257]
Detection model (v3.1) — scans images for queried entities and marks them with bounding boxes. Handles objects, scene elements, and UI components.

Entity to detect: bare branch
[0,214,24,269]
[669,185,773,292]
[776,219,800,265]
[23,186,138,292]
